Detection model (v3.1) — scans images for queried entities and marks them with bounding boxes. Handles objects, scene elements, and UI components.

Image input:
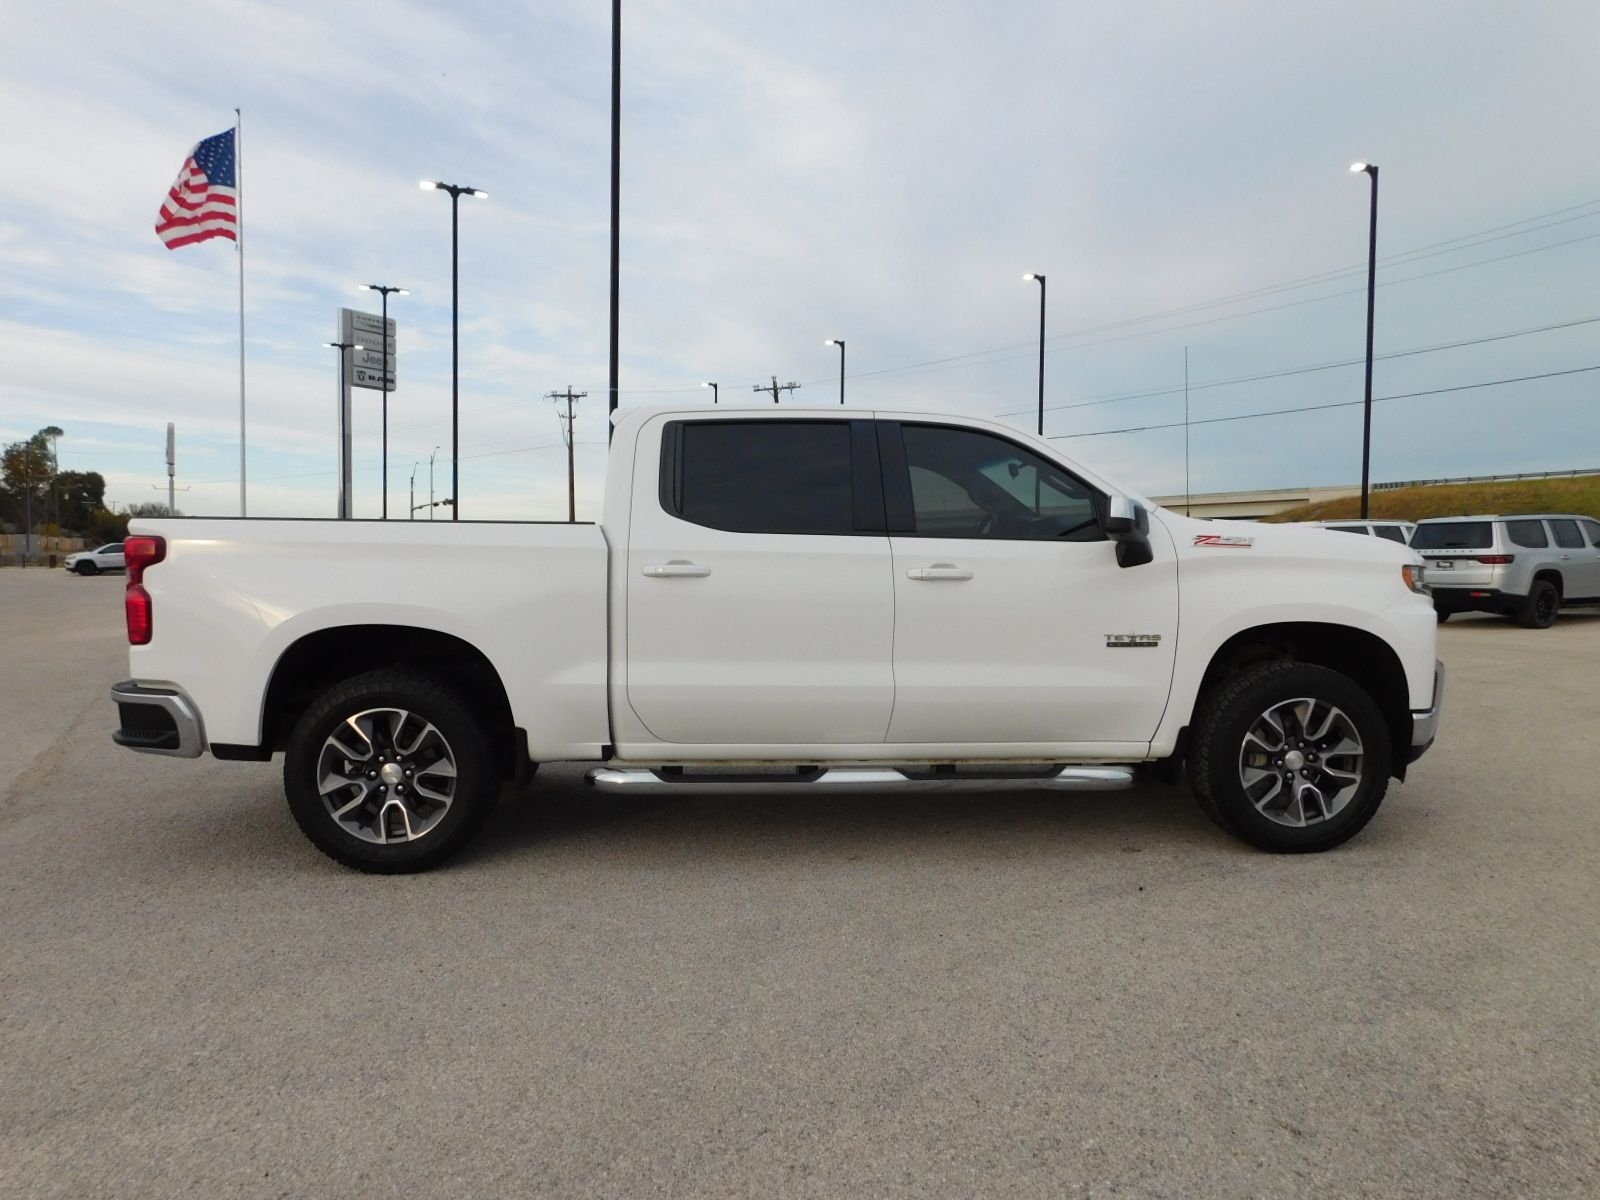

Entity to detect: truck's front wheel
[1188,661,1392,853]
[284,669,499,873]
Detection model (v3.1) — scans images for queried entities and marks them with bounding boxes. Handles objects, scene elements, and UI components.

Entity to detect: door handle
[642,561,711,579]
[907,564,973,582]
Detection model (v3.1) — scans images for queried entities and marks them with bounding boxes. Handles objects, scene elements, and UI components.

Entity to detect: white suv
[1412,514,1600,627]
[1301,520,1416,545]
[63,543,126,576]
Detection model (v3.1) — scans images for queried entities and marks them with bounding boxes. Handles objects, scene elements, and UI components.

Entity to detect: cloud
[3,0,1599,519]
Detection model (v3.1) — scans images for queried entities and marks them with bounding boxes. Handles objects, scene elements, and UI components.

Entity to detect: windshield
[1412,521,1492,550]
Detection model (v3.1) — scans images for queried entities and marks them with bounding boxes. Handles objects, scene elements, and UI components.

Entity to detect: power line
[380,194,1600,415]
[869,229,1600,392]
[623,195,1600,397]
[187,439,607,486]
[993,314,1600,418]
[1048,365,1600,440]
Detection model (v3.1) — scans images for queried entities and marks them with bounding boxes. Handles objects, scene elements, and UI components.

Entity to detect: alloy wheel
[315,707,458,844]
[1237,697,1364,827]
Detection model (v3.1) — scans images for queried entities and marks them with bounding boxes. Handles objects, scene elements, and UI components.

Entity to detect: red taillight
[124,536,166,645]
[1475,554,1514,564]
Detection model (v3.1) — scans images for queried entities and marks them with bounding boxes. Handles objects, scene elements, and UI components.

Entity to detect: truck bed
[128,518,611,760]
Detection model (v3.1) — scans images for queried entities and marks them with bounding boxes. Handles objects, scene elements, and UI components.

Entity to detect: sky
[4,0,1600,521]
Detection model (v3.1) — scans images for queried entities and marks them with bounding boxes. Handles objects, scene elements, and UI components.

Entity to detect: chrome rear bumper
[110,681,206,758]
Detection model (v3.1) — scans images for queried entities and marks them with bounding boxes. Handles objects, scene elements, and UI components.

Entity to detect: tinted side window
[1549,519,1584,549]
[1374,526,1407,543]
[899,424,1101,541]
[1327,525,1370,536]
[668,421,855,535]
[1583,520,1600,548]
[105,544,125,554]
[1506,520,1548,549]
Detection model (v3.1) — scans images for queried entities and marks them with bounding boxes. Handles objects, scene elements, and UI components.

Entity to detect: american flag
[155,129,238,249]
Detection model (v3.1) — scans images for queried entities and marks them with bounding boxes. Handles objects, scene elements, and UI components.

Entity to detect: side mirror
[1105,495,1153,568]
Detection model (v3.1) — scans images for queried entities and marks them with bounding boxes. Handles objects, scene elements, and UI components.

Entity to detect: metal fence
[0,534,86,568]
[1374,467,1600,491]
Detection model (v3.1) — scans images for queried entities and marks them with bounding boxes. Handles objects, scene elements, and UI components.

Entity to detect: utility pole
[548,387,587,522]
[165,423,177,514]
[753,376,801,404]
[409,462,420,520]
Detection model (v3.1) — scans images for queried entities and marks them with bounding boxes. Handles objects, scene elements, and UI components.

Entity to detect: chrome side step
[586,765,1135,794]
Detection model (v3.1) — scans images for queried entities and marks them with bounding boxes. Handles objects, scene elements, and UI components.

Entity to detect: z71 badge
[1193,533,1254,548]
[1105,633,1163,648]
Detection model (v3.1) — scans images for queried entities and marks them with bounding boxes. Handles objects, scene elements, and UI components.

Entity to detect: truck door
[623,415,895,746]
[878,419,1178,748]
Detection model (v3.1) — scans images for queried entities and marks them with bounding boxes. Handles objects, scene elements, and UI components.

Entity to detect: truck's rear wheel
[284,669,499,873]
[1188,661,1391,853]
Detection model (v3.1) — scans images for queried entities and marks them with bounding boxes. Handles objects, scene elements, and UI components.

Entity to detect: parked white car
[110,406,1443,871]
[63,543,125,575]
[1298,520,1416,545]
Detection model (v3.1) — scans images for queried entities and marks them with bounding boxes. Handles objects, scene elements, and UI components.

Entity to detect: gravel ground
[1,567,1596,1198]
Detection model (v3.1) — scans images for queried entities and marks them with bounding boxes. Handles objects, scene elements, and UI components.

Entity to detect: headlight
[1401,564,1429,594]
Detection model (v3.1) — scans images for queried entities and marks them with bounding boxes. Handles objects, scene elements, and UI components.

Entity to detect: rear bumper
[1405,660,1445,765]
[110,680,205,758]
[1432,586,1516,614]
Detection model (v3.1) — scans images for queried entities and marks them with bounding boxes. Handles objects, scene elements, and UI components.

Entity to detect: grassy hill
[1262,475,1600,523]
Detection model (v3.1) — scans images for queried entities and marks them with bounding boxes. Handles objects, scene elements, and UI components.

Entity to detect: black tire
[1435,610,1450,624]
[75,561,98,576]
[1515,580,1559,629]
[1188,660,1392,853]
[283,669,500,873]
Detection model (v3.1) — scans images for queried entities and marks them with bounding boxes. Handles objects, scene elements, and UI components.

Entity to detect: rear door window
[1549,519,1585,549]
[1412,522,1492,550]
[1373,526,1407,543]
[1506,520,1548,549]
[1326,525,1370,536]
[1582,519,1600,548]
[663,420,866,535]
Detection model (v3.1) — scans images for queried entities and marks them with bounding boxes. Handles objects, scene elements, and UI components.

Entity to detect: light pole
[429,445,440,520]
[608,0,621,431]
[825,339,845,404]
[420,181,486,520]
[702,381,718,404]
[409,462,419,520]
[357,284,407,519]
[324,340,364,519]
[1024,273,1046,435]
[1351,162,1379,519]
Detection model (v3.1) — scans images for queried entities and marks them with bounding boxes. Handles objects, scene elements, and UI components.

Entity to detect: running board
[586,765,1135,794]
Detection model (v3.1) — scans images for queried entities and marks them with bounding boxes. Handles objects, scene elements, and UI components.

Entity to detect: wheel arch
[1196,621,1412,779]
[259,624,522,776]
[1531,568,1564,597]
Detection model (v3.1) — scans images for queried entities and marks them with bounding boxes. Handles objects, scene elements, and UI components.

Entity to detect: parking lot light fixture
[826,339,845,404]
[703,381,718,404]
[421,182,487,519]
[1352,162,1379,518]
[1024,273,1046,435]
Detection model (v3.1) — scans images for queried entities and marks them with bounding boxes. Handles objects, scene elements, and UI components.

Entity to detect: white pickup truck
[112,406,1443,872]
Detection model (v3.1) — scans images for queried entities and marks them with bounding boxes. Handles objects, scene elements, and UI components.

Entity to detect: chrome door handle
[642,561,711,578]
[907,564,973,582]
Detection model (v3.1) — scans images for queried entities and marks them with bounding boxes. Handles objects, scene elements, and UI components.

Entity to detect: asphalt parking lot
[2,568,1596,1199]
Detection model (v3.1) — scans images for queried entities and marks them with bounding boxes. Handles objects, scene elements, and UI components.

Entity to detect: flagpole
[235,106,247,517]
